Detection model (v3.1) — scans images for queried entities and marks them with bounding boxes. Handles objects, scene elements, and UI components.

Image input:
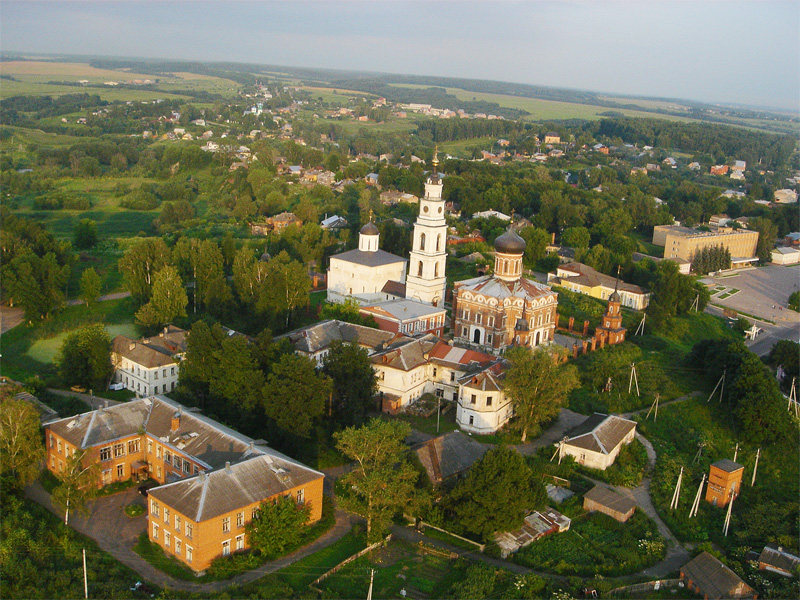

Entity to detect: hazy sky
[2,1,798,111]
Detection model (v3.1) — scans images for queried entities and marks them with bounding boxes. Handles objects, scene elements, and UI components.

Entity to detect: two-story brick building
[44,396,324,572]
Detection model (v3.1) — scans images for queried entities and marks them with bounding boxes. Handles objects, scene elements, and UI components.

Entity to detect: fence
[607,578,681,597]
[308,533,392,591]
[418,521,486,552]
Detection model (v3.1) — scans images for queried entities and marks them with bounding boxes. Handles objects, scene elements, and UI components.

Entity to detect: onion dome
[494,228,526,254]
[515,317,529,331]
[609,290,621,303]
[360,221,379,235]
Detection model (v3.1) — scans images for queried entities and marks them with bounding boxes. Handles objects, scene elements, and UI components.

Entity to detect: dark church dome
[360,221,379,235]
[494,229,526,254]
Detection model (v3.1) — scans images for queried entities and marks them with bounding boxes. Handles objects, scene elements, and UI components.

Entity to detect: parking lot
[705,265,800,325]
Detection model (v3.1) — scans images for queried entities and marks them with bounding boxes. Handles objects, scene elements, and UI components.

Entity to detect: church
[326,152,448,307]
[452,227,558,353]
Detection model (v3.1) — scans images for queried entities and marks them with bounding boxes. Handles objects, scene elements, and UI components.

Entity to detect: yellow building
[653,225,759,265]
[549,263,650,310]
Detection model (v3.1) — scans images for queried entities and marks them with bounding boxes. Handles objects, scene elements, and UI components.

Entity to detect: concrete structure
[453,228,558,353]
[653,225,758,265]
[44,396,324,572]
[111,326,187,397]
[561,413,637,470]
[773,189,798,204]
[706,459,744,508]
[359,299,446,337]
[326,220,407,304]
[680,552,757,600]
[771,247,800,265]
[405,152,448,306]
[582,486,636,522]
[550,262,649,310]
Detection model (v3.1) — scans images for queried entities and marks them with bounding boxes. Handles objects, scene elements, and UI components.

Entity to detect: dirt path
[0,291,131,336]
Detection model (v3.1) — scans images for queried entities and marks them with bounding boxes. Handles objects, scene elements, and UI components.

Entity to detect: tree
[51,451,98,525]
[195,240,232,312]
[57,324,113,390]
[447,446,541,540]
[245,495,311,556]
[517,227,551,267]
[335,419,424,541]
[79,267,101,306]
[504,346,579,442]
[323,341,377,426]
[750,217,778,263]
[209,335,265,413]
[72,219,98,250]
[261,251,311,328]
[2,252,69,320]
[263,353,330,436]
[0,393,44,489]
[118,238,171,302]
[562,226,590,249]
[768,340,799,390]
[134,266,188,328]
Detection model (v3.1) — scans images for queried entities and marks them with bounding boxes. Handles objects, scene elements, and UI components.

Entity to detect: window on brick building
[100,446,112,461]
[222,517,230,533]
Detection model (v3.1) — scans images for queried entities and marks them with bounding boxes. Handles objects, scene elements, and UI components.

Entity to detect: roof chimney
[129,342,136,351]
[171,411,180,432]
[104,400,109,409]
[225,461,232,474]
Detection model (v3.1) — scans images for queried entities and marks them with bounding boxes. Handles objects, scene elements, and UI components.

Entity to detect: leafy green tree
[517,227,551,267]
[177,321,227,405]
[447,446,542,540]
[209,335,265,412]
[245,495,311,556]
[2,252,69,320]
[134,266,188,328]
[118,238,171,302]
[505,346,579,442]
[57,324,113,390]
[768,340,800,390]
[263,353,330,436]
[749,217,778,263]
[72,219,98,250]
[788,291,800,312]
[0,393,44,489]
[79,267,101,307]
[232,246,268,308]
[261,251,311,328]
[51,451,98,525]
[323,340,377,427]
[195,240,232,312]
[562,226,590,249]
[335,419,424,541]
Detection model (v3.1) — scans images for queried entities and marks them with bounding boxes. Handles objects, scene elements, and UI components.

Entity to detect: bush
[124,503,145,518]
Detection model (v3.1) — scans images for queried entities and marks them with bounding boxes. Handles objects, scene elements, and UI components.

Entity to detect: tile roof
[427,342,495,368]
[148,453,322,522]
[413,431,489,485]
[583,485,636,515]
[380,280,407,298]
[682,552,755,599]
[565,413,636,455]
[330,248,406,267]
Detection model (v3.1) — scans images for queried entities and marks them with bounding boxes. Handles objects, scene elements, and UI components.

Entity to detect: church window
[476,313,482,324]
[434,263,439,277]
[488,316,494,327]
[436,235,441,251]
[417,262,423,277]
[420,233,426,251]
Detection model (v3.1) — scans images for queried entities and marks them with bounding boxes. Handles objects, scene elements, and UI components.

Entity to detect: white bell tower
[405,149,448,306]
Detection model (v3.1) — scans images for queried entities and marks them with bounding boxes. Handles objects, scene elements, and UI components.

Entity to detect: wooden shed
[582,485,636,523]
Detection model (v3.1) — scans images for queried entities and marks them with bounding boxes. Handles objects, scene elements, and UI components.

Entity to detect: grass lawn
[0,297,138,384]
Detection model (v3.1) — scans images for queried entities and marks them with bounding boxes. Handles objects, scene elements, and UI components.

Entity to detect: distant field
[597,95,692,112]
[440,136,495,157]
[0,79,190,101]
[2,125,86,147]
[0,60,158,79]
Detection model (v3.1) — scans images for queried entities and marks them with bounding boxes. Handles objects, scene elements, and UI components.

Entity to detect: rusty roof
[583,485,636,515]
[414,431,489,485]
[681,552,755,599]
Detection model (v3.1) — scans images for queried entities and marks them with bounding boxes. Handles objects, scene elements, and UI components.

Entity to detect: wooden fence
[308,534,392,591]
[418,521,486,552]
[607,578,681,597]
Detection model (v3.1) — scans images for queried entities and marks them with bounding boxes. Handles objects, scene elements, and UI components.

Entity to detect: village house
[320,214,348,230]
[379,190,419,205]
[111,326,187,397]
[456,360,511,434]
[44,396,323,573]
[371,334,439,412]
[549,262,650,310]
[582,485,636,522]
[711,165,730,176]
[277,319,399,367]
[249,212,302,235]
[559,413,637,470]
[680,552,757,600]
[413,431,489,487]
[543,132,561,144]
[773,188,798,204]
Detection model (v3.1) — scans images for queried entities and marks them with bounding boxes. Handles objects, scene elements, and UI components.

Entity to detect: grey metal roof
[280,320,397,354]
[583,485,636,515]
[330,248,406,267]
[455,274,557,303]
[758,545,800,574]
[148,453,322,522]
[565,413,636,455]
[360,299,445,322]
[711,459,744,473]
[112,335,179,369]
[371,335,438,371]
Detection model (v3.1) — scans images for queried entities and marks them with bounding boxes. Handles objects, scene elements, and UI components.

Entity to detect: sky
[1,1,798,111]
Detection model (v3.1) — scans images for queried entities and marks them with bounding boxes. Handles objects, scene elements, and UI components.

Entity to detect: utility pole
[670,466,683,510]
[751,448,760,486]
[707,370,726,403]
[634,313,646,336]
[628,363,639,396]
[366,568,374,600]
[689,473,706,518]
[436,395,441,433]
[83,548,88,599]
[723,486,736,537]
[646,393,660,422]
[732,442,739,463]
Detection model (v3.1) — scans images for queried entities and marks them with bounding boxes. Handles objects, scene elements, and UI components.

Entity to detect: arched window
[418,262,423,277]
[436,234,441,252]
[434,263,439,277]
[420,233,426,251]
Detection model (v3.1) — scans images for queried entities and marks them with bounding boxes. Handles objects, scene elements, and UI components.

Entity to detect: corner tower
[405,149,448,306]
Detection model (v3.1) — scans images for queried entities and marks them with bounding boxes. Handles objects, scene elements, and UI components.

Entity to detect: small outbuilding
[758,545,800,578]
[706,459,744,508]
[493,507,571,558]
[413,431,489,487]
[680,551,757,599]
[582,485,636,522]
[560,413,637,470]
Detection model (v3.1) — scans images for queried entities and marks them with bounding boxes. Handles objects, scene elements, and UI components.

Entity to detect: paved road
[65,291,132,307]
